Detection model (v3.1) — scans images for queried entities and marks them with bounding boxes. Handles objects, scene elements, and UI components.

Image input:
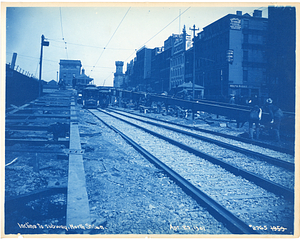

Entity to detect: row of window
[171,66,184,77]
[170,78,184,88]
[170,55,184,67]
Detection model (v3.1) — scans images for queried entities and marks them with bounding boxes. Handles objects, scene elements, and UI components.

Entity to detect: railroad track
[88,109,294,235]
[105,108,295,190]
[111,107,294,156]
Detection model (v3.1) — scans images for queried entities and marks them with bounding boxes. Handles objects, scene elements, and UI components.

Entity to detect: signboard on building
[227,49,234,63]
[230,18,242,30]
[229,84,248,88]
[173,36,184,55]
[186,34,192,50]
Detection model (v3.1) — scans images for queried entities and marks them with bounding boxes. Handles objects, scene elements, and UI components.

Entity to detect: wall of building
[228,24,243,86]
[267,6,296,112]
[59,60,82,85]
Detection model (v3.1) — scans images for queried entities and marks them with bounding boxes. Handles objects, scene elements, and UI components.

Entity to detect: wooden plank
[5,125,49,131]
[66,103,90,226]
[5,119,70,123]
[18,107,75,111]
[5,147,65,154]
[6,113,71,118]
[5,139,69,147]
[6,103,31,115]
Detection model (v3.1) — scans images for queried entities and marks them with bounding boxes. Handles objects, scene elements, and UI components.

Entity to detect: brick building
[194,10,268,101]
[266,6,296,112]
[59,60,82,85]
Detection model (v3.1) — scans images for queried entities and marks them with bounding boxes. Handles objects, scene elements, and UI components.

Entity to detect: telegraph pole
[39,35,49,97]
[190,25,199,100]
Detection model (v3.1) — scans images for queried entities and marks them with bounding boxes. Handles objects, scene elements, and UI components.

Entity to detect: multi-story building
[124,60,134,88]
[113,61,125,88]
[169,26,192,91]
[267,6,296,112]
[59,60,82,85]
[194,10,268,101]
[150,46,171,93]
[130,46,153,91]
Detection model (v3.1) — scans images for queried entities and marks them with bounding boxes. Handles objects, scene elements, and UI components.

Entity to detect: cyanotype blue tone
[4,5,296,236]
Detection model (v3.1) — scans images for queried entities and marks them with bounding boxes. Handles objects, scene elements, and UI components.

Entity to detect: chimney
[82,68,85,75]
[11,52,17,70]
[253,10,262,18]
[236,11,242,16]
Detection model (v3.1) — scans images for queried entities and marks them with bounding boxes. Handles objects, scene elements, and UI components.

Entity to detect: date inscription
[249,225,287,232]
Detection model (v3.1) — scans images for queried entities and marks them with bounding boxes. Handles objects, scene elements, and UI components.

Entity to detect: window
[243,70,248,82]
[243,50,248,61]
[244,34,249,43]
[244,19,249,29]
[263,21,268,30]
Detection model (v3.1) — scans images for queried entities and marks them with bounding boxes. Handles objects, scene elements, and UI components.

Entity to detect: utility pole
[39,35,49,97]
[189,25,199,100]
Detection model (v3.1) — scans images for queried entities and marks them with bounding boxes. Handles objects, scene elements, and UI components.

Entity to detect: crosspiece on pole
[39,35,50,97]
[189,25,199,101]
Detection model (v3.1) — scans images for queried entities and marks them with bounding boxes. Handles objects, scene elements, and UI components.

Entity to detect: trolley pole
[39,35,49,97]
[189,25,199,100]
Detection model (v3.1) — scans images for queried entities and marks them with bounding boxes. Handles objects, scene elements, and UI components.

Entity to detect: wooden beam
[5,138,69,147]
[66,101,91,226]
[6,113,71,118]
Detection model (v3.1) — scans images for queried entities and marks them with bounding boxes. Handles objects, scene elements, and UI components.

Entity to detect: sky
[4,4,269,86]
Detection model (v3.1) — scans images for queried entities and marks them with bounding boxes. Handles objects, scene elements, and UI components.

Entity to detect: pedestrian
[249,105,262,140]
[265,98,284,142]
[229,95,235,104]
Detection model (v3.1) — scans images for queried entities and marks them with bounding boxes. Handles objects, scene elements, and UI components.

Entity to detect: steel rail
[108,109,294,171]
[88,109,258,235]
[110,107,294,155]
[97,109,294,202]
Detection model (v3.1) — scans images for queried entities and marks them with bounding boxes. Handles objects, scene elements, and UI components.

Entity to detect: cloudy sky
[5,3,269,86]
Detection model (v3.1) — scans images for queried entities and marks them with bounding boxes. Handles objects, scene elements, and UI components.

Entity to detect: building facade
[74,68,93,89]
[194,10,268,101]
[169,26,192,91]
[130,47,153,91]
[113,61,125,88]
[59,60,82,85]
[150,46,171,93]
[266,6,296,112]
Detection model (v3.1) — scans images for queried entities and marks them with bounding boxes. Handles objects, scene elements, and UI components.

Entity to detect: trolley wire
[124,7,191,63]
[59,7,68,59]
[91,7,131,73]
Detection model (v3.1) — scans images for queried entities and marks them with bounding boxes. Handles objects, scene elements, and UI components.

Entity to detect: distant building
[194,10,268,100]
[266,6,295,112]
[124,60,134,88]
[150,46,171,93]
[169,26,192,91]
[114,61,125,88]
[59,60,82,85]
[74,68,94,89]
[131,47,153,91]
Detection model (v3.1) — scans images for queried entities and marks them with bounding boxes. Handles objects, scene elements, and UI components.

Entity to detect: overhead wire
[47,39,132,50]
[91,7,131,73]
[60,7,68,59]
[124,6,191,63]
